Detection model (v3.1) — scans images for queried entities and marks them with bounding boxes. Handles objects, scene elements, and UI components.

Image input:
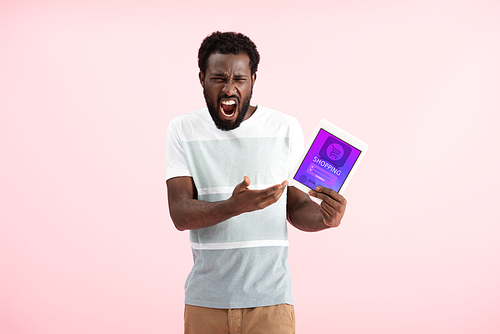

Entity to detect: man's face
[199,52,256,131]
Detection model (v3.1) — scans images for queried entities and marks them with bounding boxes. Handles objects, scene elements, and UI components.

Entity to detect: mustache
[219,94,240,103]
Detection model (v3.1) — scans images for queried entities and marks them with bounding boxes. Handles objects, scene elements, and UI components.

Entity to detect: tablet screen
[292,128,362,193]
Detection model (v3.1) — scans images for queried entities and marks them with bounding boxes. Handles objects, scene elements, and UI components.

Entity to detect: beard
[204,89,253,131]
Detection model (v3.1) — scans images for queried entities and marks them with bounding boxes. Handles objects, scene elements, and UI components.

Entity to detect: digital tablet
[289,119,369,195]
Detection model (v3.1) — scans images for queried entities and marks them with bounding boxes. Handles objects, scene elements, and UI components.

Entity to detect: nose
[222,80,237,96]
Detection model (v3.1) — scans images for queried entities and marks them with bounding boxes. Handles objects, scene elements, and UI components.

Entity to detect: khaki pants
[184,303,295,334]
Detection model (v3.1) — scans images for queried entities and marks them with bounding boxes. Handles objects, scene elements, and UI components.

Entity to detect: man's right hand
[229,176,288,214]
[167,176,288,231]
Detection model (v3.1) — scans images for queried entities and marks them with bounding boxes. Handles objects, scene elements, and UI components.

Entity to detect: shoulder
[256,105,298,123]
[169,108,209,128]
[254,105,302,136]
[167,108,215,141]
[253,105,302,132]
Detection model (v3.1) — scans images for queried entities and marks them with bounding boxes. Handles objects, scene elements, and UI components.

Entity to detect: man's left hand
[308,187,347,228]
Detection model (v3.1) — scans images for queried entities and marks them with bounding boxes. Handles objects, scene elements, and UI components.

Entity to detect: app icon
[305,179,316,189]
[319,136,351,167]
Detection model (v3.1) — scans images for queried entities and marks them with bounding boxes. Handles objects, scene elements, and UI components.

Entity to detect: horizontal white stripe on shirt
[191,240,289,250]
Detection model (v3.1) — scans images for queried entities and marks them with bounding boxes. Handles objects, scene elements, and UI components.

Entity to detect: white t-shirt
[166,105,304,308]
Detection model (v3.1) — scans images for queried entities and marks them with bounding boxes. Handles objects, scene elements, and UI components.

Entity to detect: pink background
[1,0,499,333]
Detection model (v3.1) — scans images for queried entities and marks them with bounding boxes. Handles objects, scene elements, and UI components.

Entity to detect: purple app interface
[293,129,361,193]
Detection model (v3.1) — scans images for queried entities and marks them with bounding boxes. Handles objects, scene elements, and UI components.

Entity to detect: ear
[199,71,205,88]
[251,73,257,87]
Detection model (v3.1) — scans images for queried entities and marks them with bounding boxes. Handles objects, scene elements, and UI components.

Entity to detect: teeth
[221,100,236,105]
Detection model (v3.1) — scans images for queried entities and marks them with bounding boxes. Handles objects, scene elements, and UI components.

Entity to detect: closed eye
[211,77,226,83]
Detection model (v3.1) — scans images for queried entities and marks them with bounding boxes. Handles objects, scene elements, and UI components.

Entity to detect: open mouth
[220,99,237,119]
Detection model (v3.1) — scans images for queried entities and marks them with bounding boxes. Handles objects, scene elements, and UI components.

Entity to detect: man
[166,31,347,334]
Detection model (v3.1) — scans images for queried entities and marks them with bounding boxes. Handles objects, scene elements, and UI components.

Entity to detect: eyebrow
[209,73,248,79]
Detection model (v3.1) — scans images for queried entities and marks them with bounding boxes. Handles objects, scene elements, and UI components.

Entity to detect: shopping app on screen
[293,129,361,193]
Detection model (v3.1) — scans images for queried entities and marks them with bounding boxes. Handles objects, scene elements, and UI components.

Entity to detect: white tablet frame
[289,119,369,195]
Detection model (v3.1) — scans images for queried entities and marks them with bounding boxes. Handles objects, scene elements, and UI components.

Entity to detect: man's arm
[286,186,347,232]
[167,176,288,231]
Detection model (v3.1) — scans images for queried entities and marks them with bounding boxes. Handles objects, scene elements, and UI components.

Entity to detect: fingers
[258,181,289,205]
[309,186,347,227]
[255,181,287,206]
[234,176,251,193]
[231,179,289,213]
[308,186,345,205]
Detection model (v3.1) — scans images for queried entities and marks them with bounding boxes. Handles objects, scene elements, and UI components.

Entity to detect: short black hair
[198,31,260,76]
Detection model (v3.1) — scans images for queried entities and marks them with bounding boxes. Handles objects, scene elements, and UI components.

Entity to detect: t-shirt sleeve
[288,117,304,177]
[165,118,192,181]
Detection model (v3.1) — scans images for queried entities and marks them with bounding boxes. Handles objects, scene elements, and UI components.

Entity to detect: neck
[243,105,257,121]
